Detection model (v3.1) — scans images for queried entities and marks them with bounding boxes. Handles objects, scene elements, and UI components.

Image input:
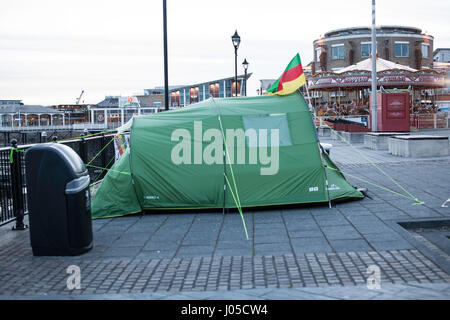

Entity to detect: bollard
[100,134,107,179]
[79,137,88,164]
[40,131,47,144]
[10,139,27,231]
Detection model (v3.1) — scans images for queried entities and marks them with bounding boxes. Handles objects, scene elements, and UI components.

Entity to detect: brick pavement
[0,247,448,296]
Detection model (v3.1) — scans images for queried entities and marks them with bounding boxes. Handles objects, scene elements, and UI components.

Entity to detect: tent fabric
[91,92,363,218]
[91,148,141,218]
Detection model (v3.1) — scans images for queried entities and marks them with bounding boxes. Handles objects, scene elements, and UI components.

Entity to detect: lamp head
[231,30,241,49]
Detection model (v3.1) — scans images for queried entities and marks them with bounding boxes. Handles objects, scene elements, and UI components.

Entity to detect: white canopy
[336,57,417,74]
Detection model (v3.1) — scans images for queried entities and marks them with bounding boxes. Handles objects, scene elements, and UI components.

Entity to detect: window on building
[331,44,345,60]
[395,42,409,57]
[170,91,180,107]
[315,47,322,60]
[190,87,199,104]
[232,80,241,97]
[209,83,220,98]
[361,43,372,58]
[422,43,429,58]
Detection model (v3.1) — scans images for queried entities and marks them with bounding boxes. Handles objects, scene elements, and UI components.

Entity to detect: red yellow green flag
[267,53,306,96]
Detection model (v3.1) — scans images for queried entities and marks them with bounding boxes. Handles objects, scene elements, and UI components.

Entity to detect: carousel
[308,56,446,117]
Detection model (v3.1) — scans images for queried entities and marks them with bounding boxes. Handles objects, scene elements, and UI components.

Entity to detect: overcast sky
[1,0,449,105]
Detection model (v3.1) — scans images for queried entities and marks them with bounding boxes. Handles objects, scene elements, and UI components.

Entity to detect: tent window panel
[242,114,292,147]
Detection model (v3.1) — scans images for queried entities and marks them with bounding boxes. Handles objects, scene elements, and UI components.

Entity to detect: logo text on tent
[171,121,280,176]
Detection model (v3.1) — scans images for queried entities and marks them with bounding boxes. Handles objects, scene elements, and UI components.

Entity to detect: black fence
[0,134,116,227]
[0,130,94,147]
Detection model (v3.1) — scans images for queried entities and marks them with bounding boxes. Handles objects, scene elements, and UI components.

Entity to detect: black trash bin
[25,143,93,256]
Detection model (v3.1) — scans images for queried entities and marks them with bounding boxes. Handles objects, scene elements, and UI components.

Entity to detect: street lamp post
[242,59,249,97]
[231,31,241,97]
[163,0,169,110]
[371,0,377,132]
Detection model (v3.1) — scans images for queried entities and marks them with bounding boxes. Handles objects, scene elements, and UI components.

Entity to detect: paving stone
[176,245,215,256]
[291,238,333,254]
[254,243,292,256]
[113,232,153,247]
[254,233,289,244]
[102,246,142,258]
[330,239,372,253]
[143,241,180,251]
[321,226,362,240]
[288,230,323,238]
[370,240,414,251]
[314,214,349,225]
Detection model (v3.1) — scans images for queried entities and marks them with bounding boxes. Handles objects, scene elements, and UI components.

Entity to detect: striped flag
[267,53,306,96]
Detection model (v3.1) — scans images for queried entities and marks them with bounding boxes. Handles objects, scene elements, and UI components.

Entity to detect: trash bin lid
[65,175,90,194]
[36,144,87,176]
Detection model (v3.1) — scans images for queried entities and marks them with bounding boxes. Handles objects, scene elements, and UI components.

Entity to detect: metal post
[371,0,378,132]
[163,0,169,111]
[101,134,107,179]
[234,48,238,97]
[80,137,88,164]
[10,139,27,230]
[244,69,248,96]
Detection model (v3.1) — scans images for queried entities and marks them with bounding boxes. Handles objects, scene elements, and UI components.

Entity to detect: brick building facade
[313,26,434,73]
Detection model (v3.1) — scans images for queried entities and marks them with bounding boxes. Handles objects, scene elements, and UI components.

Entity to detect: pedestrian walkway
[3,282,449,300]
[1,130,449,299]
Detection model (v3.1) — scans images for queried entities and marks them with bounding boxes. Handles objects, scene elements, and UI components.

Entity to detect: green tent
[91,92,363,219]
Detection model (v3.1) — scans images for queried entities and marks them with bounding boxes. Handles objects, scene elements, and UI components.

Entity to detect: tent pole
[302,87,332,209]
[223,141,226,215]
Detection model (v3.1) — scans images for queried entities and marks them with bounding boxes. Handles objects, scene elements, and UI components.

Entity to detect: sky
[1,0,449,105]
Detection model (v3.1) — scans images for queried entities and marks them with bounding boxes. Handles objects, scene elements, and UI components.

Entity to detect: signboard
[118,96,141,108]
[97,114,105,122]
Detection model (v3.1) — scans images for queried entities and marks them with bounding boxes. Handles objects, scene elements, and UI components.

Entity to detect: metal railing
[314,116,369,128]
[0,123,108,132]
[0,134,116,227]
[316,113,450,130]
[410,113,450,130]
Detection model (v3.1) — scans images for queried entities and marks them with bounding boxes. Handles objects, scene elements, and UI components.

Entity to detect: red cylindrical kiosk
[370,92,411,132]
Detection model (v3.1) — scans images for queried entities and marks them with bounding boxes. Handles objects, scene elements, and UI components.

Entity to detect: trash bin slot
[65,175,90,195]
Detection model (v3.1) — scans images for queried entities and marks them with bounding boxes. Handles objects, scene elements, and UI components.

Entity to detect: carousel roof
[336,57,417,74]
[309,57,445,90]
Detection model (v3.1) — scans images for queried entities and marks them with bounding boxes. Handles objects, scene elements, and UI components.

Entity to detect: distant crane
[76,90,85,104]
